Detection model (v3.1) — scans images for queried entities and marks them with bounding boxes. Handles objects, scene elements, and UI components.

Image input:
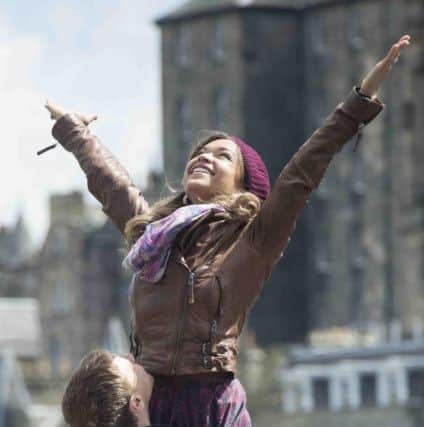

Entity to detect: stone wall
[158,0,424,344]
[302,0,424,334]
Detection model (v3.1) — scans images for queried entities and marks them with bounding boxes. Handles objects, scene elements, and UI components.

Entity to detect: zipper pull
[188,272,196,304]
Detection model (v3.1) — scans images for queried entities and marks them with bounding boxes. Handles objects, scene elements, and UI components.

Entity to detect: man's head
[62,349,153,427]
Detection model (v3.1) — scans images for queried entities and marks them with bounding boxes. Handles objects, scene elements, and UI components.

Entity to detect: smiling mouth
[190,166,213,176]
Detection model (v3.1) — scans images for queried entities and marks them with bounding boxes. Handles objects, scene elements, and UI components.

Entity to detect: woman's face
[182,138,244,203]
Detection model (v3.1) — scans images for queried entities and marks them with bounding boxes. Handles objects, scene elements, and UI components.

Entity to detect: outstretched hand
[360,35,411,98]
[38,101,98,155]
[45,100,98,125]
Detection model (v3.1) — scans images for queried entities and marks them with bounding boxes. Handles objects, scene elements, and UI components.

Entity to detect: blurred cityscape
[1,1,423,426]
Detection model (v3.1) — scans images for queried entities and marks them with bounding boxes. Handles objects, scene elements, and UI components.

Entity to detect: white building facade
[282,341,424,413]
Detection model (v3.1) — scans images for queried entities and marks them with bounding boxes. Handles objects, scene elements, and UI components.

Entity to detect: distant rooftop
[157,0,296,23]
[156,0,362,24]
[288,339,424,366]
[0,299,42,358]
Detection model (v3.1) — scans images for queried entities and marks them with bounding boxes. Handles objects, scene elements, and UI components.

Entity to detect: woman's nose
[197,151,213,162]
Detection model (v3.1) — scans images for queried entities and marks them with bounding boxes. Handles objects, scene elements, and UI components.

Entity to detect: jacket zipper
[170,256,196,375]
[187,271,195,304]
[209,275,223,341]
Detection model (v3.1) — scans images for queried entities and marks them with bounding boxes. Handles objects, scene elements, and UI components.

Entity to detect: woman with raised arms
[46,35,410,427]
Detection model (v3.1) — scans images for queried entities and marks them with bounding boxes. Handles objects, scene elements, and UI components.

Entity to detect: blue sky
[0,0,182,246]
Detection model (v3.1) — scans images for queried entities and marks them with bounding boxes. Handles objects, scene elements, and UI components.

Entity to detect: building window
[212,87,230,130]
[52,281,71,315]
[175,26,190,67]
[313,196,331,275]
[309,14,328,57]
[50,227,68,257]
[49,337,62,375]
[360,374,377,407]
[176,95,193,168]
[349,219,364,265]
[408,368,424,399]
[403,101,416,130]
[312,377,329,409]
[315,249,330,275]
[351,154,366,199]
[210,19,225,62]
[347,6,364,52]
[349,218,364,323]
[177,95,192,144]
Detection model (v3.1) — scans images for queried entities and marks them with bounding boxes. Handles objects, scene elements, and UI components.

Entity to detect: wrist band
[356,86,372,100]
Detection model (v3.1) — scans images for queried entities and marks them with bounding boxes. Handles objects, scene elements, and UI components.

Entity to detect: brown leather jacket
[52,88,383,376]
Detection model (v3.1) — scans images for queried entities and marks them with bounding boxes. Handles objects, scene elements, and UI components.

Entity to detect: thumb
[79,114,98,125]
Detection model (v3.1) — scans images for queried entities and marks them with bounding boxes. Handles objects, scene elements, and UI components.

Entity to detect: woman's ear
[129,394,144,415]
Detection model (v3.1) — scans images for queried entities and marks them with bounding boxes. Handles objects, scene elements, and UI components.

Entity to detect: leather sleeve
[244,87,384,267]
[52,114,149,233]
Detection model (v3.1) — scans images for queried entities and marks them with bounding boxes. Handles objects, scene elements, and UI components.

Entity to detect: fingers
[78,113,98,125]
[385,35,411,64]
[45,99,60,112]
[45,99,66,120]
[45,100,98,125]
[44,99,54,115]
[360,35,412,97]
[87,114,98,124]
[399,34,411,43]
[396,34,411,53]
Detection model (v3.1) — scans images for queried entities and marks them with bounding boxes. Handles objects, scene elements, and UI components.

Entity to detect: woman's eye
[220,153,231,160]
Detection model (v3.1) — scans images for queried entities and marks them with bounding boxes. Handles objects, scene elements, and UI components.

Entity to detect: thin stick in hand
[37,144,57,156]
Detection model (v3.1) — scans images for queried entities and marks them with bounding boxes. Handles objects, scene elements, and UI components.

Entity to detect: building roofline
[155,0,382,26]
[287,340,424,366]
[0,298,39,309]
[155,4,297,26]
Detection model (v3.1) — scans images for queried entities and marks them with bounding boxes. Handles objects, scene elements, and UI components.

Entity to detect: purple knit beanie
[231,136,271,201]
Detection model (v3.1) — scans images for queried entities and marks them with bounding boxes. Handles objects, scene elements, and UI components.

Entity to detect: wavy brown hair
[124,131,262,247]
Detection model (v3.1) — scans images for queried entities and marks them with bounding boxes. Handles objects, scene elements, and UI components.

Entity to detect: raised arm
[246,88,383,263]
[47,106,148,233]
[244,35,411,267]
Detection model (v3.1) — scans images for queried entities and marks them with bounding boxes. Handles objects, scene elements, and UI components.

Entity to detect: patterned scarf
[123,203,226,283]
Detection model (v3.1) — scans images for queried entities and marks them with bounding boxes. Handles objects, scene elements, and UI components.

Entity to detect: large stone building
[0,171,163,382]
[37,191,129,379]
[0,216,37,299]
[37,172,164,380]
[156,0,423,345]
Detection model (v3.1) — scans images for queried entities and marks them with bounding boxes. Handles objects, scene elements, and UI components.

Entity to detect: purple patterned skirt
[149,373,252,427]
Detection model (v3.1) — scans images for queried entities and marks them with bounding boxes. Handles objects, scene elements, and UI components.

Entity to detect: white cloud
[0,32,93,245]
[0,1,181,248]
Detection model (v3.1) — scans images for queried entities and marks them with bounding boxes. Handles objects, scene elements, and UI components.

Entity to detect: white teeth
[192,166,211,175]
